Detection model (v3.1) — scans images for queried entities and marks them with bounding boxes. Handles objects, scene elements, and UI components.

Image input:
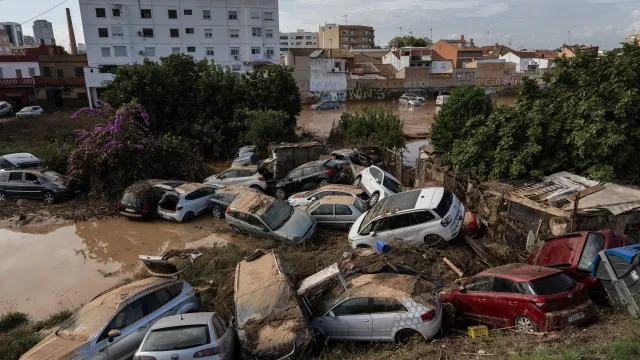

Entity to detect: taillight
[117,202,121,210]
[194,347,220,357]
[421,309,436,321]
[530,297,546,307]
[133,356,156,360]
[258,176,265,181]
[177,206,183,211]
[326,169,334,175]
[226,206,231,214]
[141,204,149,213]
[441,214,452,227]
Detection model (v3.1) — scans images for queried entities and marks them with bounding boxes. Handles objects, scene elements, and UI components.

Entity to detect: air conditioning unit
[265,55,271,59]
[233,55,239,60]
[243,61,251,65]
[137,30,144,36]
[138,50,145,55]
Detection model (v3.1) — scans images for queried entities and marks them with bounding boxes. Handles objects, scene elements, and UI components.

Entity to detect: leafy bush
[0,312,28,332]
[243,109,291,157]
[0,327,41,360]
[66,101,208,198]
[32,310,72,332]
[337,106,405,149]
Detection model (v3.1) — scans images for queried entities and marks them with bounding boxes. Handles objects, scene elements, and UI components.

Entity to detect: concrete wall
[0,61,40,78]
[310,58,347,91]
[431,60,453,74]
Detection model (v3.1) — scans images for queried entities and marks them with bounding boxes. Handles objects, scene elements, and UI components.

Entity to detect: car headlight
[57,185,68,190]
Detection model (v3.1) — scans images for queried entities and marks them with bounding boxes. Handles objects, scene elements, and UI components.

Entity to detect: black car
[0,170,74,203]
[0,153,43,170]
[273,159,346,199]
[208,186,254,218]
[118,180,184,220]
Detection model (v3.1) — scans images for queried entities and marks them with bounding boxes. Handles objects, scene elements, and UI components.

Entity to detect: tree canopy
[388,36,432,49]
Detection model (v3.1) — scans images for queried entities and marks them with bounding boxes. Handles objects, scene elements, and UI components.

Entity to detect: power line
[20,0,70,25]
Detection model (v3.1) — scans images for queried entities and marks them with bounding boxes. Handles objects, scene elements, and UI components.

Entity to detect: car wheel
[275,188,287,200]
[353,176,362,187]
[368,192,379,207]
[395,329,421,343]
[211,206,223,218]
[441,302,457,329]
[318,179,330,187]
[356,244,371,249]
[424,234,445,247]
[0,191,6,202]
[43,191,55,204]
[515,315,538,332]
[182,211,195,223]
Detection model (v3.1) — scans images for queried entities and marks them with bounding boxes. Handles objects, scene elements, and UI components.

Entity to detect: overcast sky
[0,0,638,51]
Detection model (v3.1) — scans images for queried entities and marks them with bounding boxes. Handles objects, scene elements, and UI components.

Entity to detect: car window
[202,187,215,196]
[24,173,38,183]
[465,276,493,292]
[312,204,333,216]
[413,211,436,223]
[239,169,255,177]
[0,172,8,182]
[184,189,201,200]
[353,198,367,213]
[332,298,371,316]
[434,190,454,218]
[335,205,352,216]
[529,273,576,295]
[248,215,266,229]
[289,169,302,179]
[99,298,144,341]
[0,157,12,169]
[492,277,522,293]
[324,159,339,169]
[387,214,415,230]
[212,315,226,338]
[8,172,22,182]
[142,287,176,315]
[142,325,211,352]
[382,175,403,193]
[302,167,318,177]
[166,283,184,298]
[312,191,331,200]
[369,168,382,182]
[372,298,407,313]
[372,218,390,232]
[222,170,238,178]
[260,201,293,230]
[577,232,606,272]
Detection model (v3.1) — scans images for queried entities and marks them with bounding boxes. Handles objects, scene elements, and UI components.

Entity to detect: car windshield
[142,325,211,351]
[324,159,339,169]
[382,175,403,193]
[577,232,606,272]
[359,190,421,232]
[57,301,116,341]
[433,190,454,218]
[529,272,576,295]
[353,198,367,213]
[43,171,62,183]
[261,201,294,230]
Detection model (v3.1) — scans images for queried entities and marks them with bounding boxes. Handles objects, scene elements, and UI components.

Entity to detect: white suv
[203,165,267,192]
[355,166,403,206]
[348,187,465,248]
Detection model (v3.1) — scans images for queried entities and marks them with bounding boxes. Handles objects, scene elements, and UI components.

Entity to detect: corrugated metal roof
[309,49,324,58]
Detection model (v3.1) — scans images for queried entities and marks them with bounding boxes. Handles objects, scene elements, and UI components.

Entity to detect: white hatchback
[156,183,216,222]
[348,187,465,248]
[355,166,403,207]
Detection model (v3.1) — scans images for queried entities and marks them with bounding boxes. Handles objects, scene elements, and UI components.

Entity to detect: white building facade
[280,29,317,54]
[499,51,553,73]
[33,20,56,46]
[0,22,23,47]
[79,0,280,106]
[0,61,41,79]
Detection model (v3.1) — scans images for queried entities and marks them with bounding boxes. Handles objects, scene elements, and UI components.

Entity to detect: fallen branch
[443,257,464,277]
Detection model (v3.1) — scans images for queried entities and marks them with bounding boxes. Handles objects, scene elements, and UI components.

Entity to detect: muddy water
[0,217,231,319]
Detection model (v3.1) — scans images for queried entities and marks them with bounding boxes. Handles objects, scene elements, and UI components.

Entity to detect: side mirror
[328,311,336,319]
[218,175,225,179]
[33,180,40,184]
[107,329,121,342]
[457,285,466,293]
[369,231,376,237]
[310,196,317,201]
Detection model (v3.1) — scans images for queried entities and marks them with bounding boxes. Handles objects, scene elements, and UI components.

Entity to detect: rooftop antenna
[343,14,347,26]
[399,26,403,37]
[486,30,490,46]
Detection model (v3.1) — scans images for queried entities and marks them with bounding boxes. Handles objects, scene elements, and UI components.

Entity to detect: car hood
[289,192,307,200]
[20,332,87,360]
[277,209,314,240]
[239,320,298,357]
[203,174,221,184]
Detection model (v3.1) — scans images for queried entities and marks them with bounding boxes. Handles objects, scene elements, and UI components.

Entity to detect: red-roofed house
[433,35,484,68]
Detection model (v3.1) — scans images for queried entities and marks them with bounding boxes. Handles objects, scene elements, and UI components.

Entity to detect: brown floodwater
[0,217,231,319]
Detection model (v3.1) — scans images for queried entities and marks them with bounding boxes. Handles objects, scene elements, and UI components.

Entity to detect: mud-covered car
[0,169,77,203]
[156,183,216,222]
[0,152,42,170]
[118,180,184,220]
[209,185,256,218]
[234,250,313,359]
[287,184,367,208]
[330,149,384,168]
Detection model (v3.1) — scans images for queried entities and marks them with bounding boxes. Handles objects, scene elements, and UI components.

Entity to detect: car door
[335,204,355,229]
[283,169,303,194]
[413,210,440,242]
[382,213,421,244]
[322,298,372,341]
[455,276,495,325]
[490,276,525,327]
[212,314,234,360]
[371,298,409,341]
[23,172,42,199]
[198,187,216,214]
[301,167,321,191]
[218,169,237,186]
[310,204,334,227]
[96,297,146,360]
[6,171,25,197]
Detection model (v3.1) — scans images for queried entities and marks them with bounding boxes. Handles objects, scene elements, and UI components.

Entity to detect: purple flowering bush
[67,101,207,197]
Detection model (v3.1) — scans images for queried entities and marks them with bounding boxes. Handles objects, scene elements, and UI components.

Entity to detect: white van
[435,95,450,106]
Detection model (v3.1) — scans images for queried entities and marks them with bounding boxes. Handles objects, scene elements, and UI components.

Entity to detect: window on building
[112,8,120,17]
[230,47,240,56]
[74,67,84,77]
[252,27,262,37]
[96,8,106,18]
[140,9,152,18]
[251,47,261,55]
[265,29,273,38]
[98,28,109,37]
[142,28,154,37]
[171,47,181,54]
[228,11,238,20]
[230,29,239,38]
[251,9,260,19]
[168,9,177,19]
[306,42,312,45]
[15,69,22,78]
[144,47,155,56]
[114,46,127,57]
[111,26,123,37]
[305,36,311,39]
[343,37,348,42]
[28,68,35,77]
[231,64,241,71]
[204,29,213,38]
[42,67,51,77]
[170,28,179,38]
[266,48,274,58]
[56,69,64,78]
[295,42,301,46]
[186,28,194,34]
[264,12,273,20]
[0,68,3,79]
[101,47,111,57]
[187,46,195,53]
[203,10,211,19]
[295,36,303,40]
[206,47,214,56]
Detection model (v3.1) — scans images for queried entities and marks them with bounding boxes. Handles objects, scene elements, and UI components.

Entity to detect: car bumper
[540,300,599,331]
[120,211,144,218]
[158,210,182,222]
[53,189,75,199]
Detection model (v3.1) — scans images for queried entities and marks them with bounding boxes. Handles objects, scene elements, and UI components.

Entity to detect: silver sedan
[303,195,367,230]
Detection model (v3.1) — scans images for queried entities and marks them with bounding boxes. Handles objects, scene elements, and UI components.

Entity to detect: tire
[356,244,371,249]
[275,188,287,200]
[211,206,224,218]
[43,191,55,204]
[182,211,195,223]
[353,176,362,187]
[424,234,445,247]
[515,315,538,332]
[395,329,421,343]
[0,191,6,202]
[369,192,379,207]
[318,179,330,187]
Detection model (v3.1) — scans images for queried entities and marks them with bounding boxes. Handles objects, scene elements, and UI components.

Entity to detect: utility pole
[568,30,571,45]
[429,28,433,60]
[400,26,403,37]
[486,30,490,46]
[343,14,347,25]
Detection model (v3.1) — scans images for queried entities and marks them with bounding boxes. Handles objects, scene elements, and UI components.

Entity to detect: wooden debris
[443,257,464,277]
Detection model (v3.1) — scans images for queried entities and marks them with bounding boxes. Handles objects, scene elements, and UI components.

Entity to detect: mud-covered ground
[0,196,117,228]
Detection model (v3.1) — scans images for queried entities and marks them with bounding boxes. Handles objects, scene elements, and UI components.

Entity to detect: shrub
[0,312,28,332]
[243,109,292,157]
[0,327,41,360]
[336,106,405,149]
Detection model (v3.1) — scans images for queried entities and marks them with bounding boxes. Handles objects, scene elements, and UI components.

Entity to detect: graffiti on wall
[503,75,520,86]
[477,78,502,86]
[306,91,346,102]
[347,88,386,101]
[453,69,477,84]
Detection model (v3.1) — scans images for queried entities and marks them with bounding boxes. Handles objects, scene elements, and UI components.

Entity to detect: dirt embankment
[0,196,117,228]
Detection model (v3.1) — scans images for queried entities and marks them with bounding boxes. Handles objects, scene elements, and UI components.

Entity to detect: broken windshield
[261,201,293,230]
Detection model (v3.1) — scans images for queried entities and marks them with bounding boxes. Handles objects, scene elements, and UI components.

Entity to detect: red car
[527,230,636,296]
[441,264,598,332]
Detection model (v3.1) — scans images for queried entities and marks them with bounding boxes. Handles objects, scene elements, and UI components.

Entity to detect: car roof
[414,187,445,209]
[478,264,562,282]
[174,182,206,194]
[347,274,436,301]
[235,251,288,300]
[90,277,172,309]
[151,312,215,329]
[294,160,327,170]
[317,195,356,205]
[1,153,40,163]
[227,165,258,172]
[316,184,364,194]
[214,185,255,195]
[229,190,279,214]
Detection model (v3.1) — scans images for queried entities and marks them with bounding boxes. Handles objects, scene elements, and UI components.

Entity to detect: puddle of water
[404,139,429,167]
[0,217,232,319]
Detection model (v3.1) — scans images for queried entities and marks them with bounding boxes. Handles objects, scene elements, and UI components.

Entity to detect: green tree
[243,109,290,157]
[388,36,432,49]
[337,106,405,149]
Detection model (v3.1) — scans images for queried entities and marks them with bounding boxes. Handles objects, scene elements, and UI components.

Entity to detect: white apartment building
[0,22,23,47]
[79,0,280,106]
[279,29,317,54]
[33,20,56,46]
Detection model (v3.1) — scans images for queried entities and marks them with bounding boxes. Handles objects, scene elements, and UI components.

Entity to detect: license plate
[125,208,136,213]
[567,312,585,323]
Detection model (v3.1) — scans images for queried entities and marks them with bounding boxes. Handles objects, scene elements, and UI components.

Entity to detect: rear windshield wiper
[547,263,571,268]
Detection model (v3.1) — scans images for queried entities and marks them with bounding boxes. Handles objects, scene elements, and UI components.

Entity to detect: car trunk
[528,273,585,311]
[159,193,179,212]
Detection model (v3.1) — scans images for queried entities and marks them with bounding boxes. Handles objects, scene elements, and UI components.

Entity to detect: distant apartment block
[280,29,317,54]
[33,20,55,46]
[23,35,36,47]
[0,22,23,47]
[77,43,87,53]
[319,24,375,49]
[0,30,11,55]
